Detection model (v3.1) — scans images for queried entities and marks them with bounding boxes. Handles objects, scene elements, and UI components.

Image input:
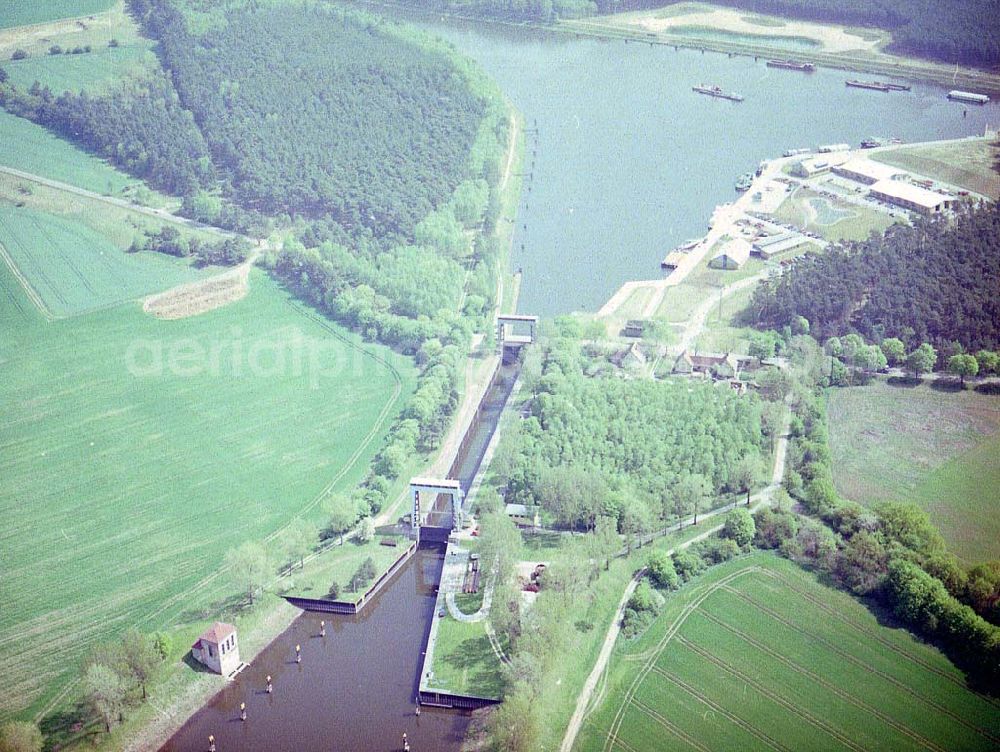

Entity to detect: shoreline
[559,17,1000,95]
[346,0,1000,95]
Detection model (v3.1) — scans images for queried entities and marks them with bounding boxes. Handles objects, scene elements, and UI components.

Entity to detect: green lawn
[0,271,415,720]
[281,536,410,601]
[0,203,208,317]
[4,44,156,94]
[827,380,1000,563]
[872,138,1000,200]
[576,553,1000,752]
[776,185,896,242]
[0,109,137,194]
[0,0,114,28]
[429,615,506,699]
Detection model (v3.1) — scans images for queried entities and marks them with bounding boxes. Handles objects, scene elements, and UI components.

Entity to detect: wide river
[396,10,1000,316]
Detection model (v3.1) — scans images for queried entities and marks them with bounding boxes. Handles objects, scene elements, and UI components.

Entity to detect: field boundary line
[760,570,1000,706]
[631,697,712,752]
[673,638,868,752]
[600,567,759,752]
[0,238,53,320]
[650,664,792,752]
[700,602,1000,743]
[682,620,951,752]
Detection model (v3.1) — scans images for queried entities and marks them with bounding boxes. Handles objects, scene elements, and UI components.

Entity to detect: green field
[0,269,415,720]
[872,138,1000,200]
[0,203,208,317]
[828,381,1000,563]
[576,553,1000,752]
[0,0,114,28]
[4,44,156,94]
[775,185,895,242]
[0,110,137,195]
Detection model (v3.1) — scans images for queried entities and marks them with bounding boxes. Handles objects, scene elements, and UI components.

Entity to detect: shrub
[671,549,706,582]
[11,49,28,60]
[327,580,340,600]
[721,509,756,549]
[698,537,741,565]
[647,550,679,590]
[753,506,798,549]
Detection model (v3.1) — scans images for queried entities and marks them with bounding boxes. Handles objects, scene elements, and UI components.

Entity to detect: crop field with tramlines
[0,204,207,317]
[0,269,415,720]
[576,553,1000,752]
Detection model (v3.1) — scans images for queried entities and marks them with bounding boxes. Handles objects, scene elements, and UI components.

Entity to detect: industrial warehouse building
[752,231,806,259]
[868,180,956,215]
[833,158,905,185]
[793,152,849,178]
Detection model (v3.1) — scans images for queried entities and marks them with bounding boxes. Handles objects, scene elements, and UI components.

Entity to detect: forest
[747,203,1000,355]
[417,0,1000,67]
[130,0,486,238]
[492,329,773,533]
[0,72,214,196]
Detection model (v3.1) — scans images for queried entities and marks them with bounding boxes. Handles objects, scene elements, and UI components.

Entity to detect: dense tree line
[130,225,251,267]
[748,203,1000,356]
[130,1,485,237]
[491,329,770,534]
[0,72,213,195]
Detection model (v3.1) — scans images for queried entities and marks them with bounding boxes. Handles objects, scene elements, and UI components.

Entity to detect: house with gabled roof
[191,622,240,676]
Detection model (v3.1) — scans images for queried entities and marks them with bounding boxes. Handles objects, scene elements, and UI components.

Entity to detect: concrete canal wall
[283,541,416,615]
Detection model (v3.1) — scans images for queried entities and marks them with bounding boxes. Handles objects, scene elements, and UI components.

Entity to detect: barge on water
[767,59,815,72]
[846,79,891,92]
[692,84,744,102]
[947,90,990,104]
[847,79,911,92]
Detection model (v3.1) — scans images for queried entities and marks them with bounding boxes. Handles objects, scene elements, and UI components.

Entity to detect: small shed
[622,319,647,338]
[505,503,540,529]
[191,622,240,676]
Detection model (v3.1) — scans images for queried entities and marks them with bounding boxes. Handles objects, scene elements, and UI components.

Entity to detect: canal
[162,10,1000,751]
[160,545,468,751]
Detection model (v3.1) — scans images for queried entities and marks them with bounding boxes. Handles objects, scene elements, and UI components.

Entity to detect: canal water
[159,545,468,752]
[385,8,1000,316]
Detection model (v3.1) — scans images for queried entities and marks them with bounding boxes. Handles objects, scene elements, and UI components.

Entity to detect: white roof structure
[711,238,751,267]
[505,503,531,517]
[869,180,954,210]
[834,158,905,184]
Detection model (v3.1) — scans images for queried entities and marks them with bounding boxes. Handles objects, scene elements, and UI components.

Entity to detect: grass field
[0,203,207,317]
[872,138,1000,200]
[1,0,157,94]
[827,380,1000,563]
[0,0,114,29]
[4,44,156,94]
[0,110,139,195]
[775,185,896,242]
[430,615,506,699]
[281,536,410,602]
[576,553,1000,752]
[0,269,415,720]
